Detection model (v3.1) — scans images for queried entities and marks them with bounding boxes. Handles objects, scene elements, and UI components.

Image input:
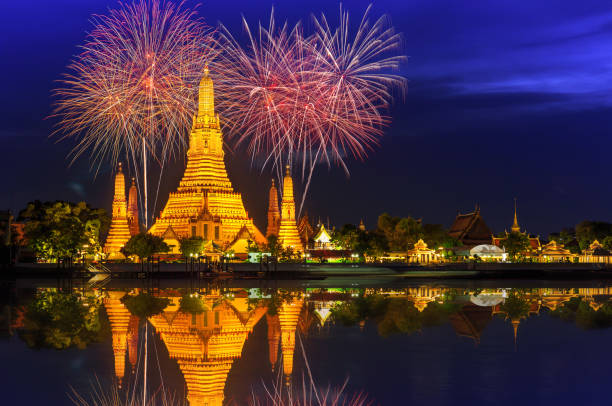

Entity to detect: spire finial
[285,164,290,176]
[271,178,275,187]
[204,63,209,76]
[511,198,520,233]
[131,177,136,186]
[118,162,123,172]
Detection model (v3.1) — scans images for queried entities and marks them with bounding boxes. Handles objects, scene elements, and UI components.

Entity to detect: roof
[448,207,492,246]
[313,224,332,243]
[448,303,492,344]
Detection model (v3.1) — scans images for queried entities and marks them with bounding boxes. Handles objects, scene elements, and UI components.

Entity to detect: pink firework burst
[209,5,406,211]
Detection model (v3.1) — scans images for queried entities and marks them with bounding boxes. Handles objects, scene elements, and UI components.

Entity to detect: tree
[121,293,170,318]
[18,200,109,261]
[264,235,282,257]
[179,236,205,257]
[575,221,612,250]
[377,213,422,251]
[123,233,169,261]
[19,290,109,349]
[603,236,612,251]
[500,231,530,260]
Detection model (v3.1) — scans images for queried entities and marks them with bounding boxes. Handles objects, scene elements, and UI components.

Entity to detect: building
[448,206,493,247]
[127,178,140,236]
[266,179,280,237]
[149,66,266,253]
[407,239,437,264]
[103,163,132,259]
[313,224,334,250]
[579,240,612,264]
[297,213,315,248]
[277,166,303,251]
[539,240,574,262]
[470,244,507,261]
[491,201,541,254]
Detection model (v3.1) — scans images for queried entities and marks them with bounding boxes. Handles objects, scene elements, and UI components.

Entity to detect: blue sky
[1,0,612,235]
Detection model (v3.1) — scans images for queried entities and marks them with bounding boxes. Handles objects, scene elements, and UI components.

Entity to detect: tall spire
[511,198,520,233]
[127,178,139,236]
[266,179,280,237]
[198,63,215,118]
[104,162,131,259]
[278,166,303,251]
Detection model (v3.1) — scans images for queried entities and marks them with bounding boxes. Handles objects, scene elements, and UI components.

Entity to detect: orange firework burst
[53,0,210,226]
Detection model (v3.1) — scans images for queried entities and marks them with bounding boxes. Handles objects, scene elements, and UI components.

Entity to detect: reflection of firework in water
[210,5,405,211]
[53,0,210,226]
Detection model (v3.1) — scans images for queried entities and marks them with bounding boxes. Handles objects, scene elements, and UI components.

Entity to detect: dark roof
[448,303,492,343]
[448,208,492,246]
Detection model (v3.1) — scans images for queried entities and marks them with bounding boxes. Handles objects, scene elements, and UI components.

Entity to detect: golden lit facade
[278,297,304,384]
[149,292,267,406]
[266,179,280,237]
[277,166,303,251]
[149,67,266,252]
[103,291,131,385]
[103,163,132,259]
[127,178,140,236]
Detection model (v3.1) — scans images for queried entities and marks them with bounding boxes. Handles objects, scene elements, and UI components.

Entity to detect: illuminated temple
[149,66,266,252]
[277,166,304,251]
[103,163,133,259]
[148,291,268,406]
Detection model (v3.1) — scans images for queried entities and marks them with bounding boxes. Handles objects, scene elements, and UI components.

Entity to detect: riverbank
[4,261,612,281]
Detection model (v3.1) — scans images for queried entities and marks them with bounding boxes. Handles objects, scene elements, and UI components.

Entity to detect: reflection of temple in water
[99,285,612,405]
[102,289,308,406]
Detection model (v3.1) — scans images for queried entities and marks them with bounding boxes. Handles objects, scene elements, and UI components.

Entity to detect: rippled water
[2,279,612,405]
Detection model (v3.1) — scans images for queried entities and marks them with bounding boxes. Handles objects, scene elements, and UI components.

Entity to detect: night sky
[2,0,612,237]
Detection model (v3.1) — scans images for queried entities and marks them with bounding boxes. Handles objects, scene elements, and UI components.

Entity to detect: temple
[297,213,315,248]
[266,179,280,237]
[149,66,266,253]
[103,291,132,386]
[448,206,493,247]
[103,163,132,259]
[277,166,303,251]
[149,291,267,406]
[127,178,140,236]
[491,200,541,253]
[277,297,304,385]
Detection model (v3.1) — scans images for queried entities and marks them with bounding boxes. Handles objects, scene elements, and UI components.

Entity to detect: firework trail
[53,0,210,227]
[209,4,406,214]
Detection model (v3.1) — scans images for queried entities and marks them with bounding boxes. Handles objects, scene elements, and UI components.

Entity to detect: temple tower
[127,315,139,371]
[266,179,281,237]
[511,198,520,233]
[278,298,305,385]
[149,292,267,406]
[103,163,132,259]
[127,178,140,236]
[277,166,303,251]
[266,314,281,372]
[103,291,131,386]
[149,66,265,251]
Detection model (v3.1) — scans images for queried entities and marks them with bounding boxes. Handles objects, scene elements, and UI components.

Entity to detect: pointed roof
[162,225,179,240]
[448,206,492,246]
[314,224,332,243]
[511,198,520,233]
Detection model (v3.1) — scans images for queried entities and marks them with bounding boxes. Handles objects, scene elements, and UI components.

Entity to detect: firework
[53,0,210,226]
[209,5,405,212]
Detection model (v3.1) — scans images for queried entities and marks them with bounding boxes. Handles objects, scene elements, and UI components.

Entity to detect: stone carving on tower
[277,166,304,251]
[103,162,132,259]
[149,66,265,252]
